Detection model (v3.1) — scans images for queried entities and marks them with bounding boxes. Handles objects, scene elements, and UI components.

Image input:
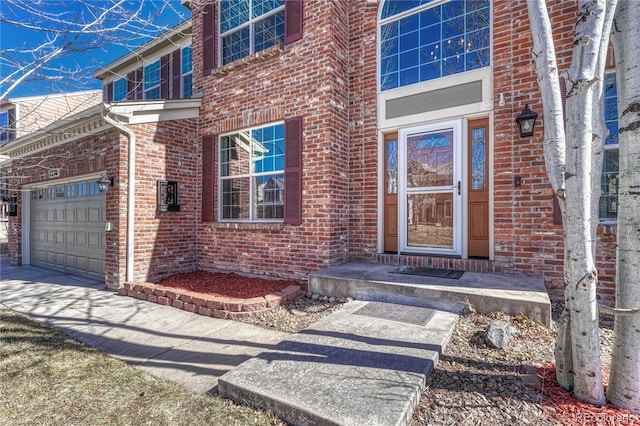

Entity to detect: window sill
[206,221,285,231]
[211,44,285,77]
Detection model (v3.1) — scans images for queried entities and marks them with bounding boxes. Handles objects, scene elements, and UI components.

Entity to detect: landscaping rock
[485,319,515,349]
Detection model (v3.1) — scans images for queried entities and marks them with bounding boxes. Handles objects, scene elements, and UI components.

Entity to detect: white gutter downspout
[102,105,136,282]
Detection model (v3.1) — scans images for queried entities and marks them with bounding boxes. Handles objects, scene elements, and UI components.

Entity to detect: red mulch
[538,362,638,425]
[156,270,299,299]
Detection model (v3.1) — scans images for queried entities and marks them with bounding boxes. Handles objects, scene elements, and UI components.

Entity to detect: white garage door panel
[88,207,101,222]
[65,254,76,268]
[31,190,105,282]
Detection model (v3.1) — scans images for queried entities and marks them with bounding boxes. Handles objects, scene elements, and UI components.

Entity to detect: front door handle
[457,180,461,195]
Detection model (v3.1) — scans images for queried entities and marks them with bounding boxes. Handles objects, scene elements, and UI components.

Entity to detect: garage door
[30,180,106,281]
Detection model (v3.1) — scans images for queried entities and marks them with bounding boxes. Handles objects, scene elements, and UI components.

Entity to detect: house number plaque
[157,180,180,212]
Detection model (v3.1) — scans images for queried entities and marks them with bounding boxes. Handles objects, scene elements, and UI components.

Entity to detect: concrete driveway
[0,255,289,394]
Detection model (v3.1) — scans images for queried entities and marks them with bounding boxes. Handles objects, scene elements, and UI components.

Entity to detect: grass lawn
[0,309,284,426]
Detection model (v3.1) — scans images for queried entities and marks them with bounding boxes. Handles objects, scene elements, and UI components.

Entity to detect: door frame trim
[21,192,30,265]
[398,119,463,256]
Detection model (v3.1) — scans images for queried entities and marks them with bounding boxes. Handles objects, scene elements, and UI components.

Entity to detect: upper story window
[113,78,127,102]
[379,0,491,91]
[0,108,15,142]
[219,0,285,65]
[600,72,619,221]
[104,44,193,103]
[144,60,161,99]
[0,111,10,142]
[219,122,285,221]
[181,46,193,98]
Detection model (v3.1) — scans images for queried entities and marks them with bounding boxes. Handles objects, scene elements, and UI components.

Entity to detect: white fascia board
[107,98,201,124]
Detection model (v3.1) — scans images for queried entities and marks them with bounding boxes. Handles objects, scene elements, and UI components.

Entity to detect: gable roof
[93,20,192,82]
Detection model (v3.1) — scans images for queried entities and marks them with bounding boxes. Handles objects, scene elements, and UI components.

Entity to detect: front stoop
[219,301,457,426]
[308,262,552,327]
[118,282,303,319]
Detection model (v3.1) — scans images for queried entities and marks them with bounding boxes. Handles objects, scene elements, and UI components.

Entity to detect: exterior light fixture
[516,104,538,137]
[97,175,114,192]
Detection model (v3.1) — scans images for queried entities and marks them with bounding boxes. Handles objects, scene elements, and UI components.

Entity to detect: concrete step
[218,300,457,426]
[308,262,551,327]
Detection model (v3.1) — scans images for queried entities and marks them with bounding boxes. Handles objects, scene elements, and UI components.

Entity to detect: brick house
[1,0,620,304]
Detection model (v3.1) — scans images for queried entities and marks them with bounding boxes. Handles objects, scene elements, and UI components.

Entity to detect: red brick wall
[106,130,126,289]
[126,119,200,285]
[347,1,380,261]
[492,0,616,304]
[192,0,351,280]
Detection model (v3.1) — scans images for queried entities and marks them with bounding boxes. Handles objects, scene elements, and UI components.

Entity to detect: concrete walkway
[0,255,289,394]
[1,255,458,425]
[219,301,457,426]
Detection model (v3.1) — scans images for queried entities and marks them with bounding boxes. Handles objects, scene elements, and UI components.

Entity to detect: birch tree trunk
[525,0,572,389]
[527,0,616,405]
[563,0,612,406]
[607,0,640,413]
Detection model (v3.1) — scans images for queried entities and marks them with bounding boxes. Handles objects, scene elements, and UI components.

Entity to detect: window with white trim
[600,72,618,220]
[181,46,193,98]
[144,60,161,99]
[219,123,285,220]
[113,78,127,101]
[379,0,490,91]
[219,0,285,65]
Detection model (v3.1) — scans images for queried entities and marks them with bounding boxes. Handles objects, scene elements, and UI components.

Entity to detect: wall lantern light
[516,104,539,137]
[97,175,114,192]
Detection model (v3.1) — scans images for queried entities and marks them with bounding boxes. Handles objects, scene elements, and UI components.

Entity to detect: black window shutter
[106,82,114,102]
[203,2,215,76]
[160,54,169,99]
[7,108,16,140]
[135,67,144,100]
[171,49,181,99]
[284,0,303,44]
[284,116,303,224]
[127,71,136,100]
[202,135,216,222]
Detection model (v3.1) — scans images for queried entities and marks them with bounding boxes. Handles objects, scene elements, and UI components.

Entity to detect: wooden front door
[467,118,490,258]
[384,133,398,252]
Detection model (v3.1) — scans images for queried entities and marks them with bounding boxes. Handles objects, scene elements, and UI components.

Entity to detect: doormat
[353,302,436,326]
[390,266,464,280]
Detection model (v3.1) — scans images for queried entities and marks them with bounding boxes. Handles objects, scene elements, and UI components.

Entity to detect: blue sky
[0,1,190,99]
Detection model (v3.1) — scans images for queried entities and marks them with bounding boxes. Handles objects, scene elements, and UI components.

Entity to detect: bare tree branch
[0,0,189,99]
